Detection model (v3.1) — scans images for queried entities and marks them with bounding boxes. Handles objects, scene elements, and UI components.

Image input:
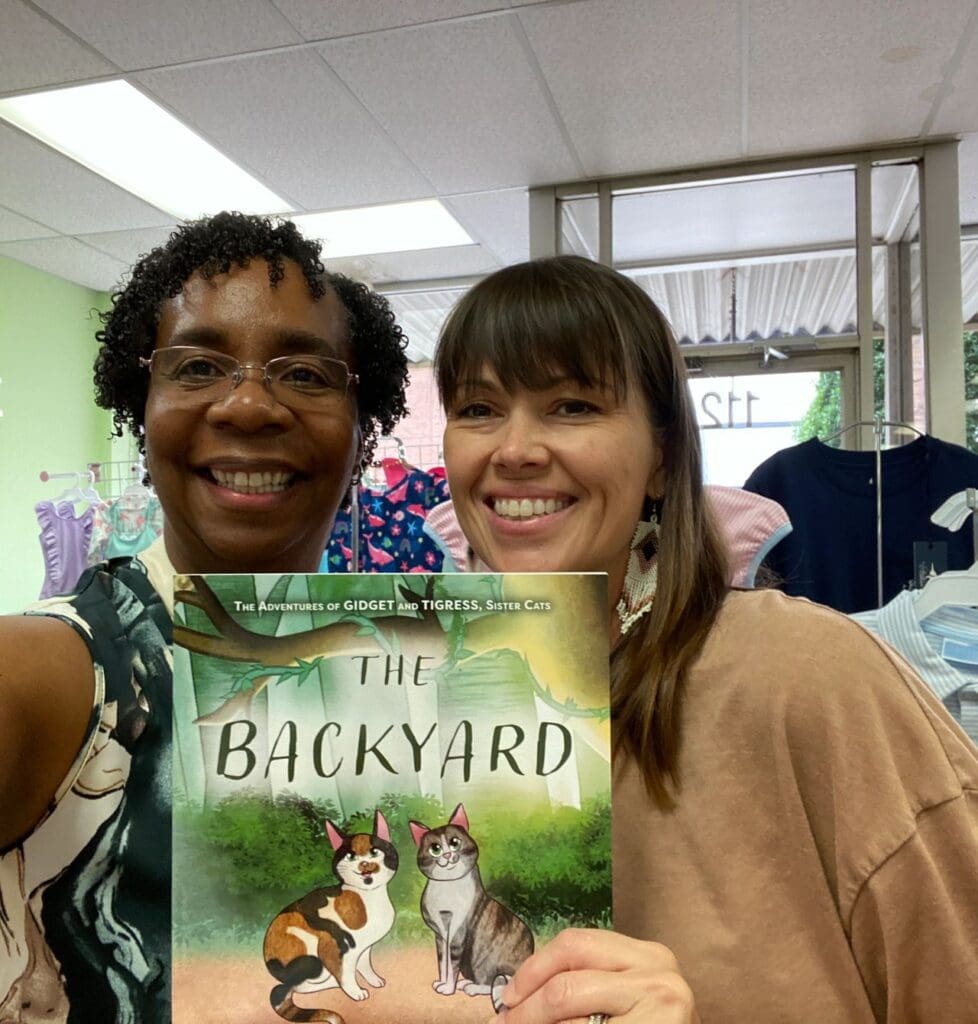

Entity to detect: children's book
[172,572,612,1024]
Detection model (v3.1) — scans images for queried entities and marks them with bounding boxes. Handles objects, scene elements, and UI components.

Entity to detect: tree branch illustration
[174,575,448,723]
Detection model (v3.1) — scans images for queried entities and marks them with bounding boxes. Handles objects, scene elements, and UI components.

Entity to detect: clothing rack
[39,460,151,501]
[371,437,443,468]
[821,414,925,608]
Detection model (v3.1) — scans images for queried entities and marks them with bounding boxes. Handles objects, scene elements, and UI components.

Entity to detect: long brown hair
[435,255,729,807]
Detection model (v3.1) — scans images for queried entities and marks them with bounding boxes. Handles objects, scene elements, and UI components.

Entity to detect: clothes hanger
[914,487,978,620]
[913,564,978,620]
[119,462,152,509]
[41,470,100,507]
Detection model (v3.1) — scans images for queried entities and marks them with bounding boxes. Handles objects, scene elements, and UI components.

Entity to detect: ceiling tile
[33,0,301,70]
[137,50,432,211]
[931,26,978,136]
[319,16,580,193]
[0,0,116,93]
[324,244,500,285]
[518,0,742,177]
[0,205,59,242]
[76,225,180,265]
[271,0,503,39]
[0,124,175,234]
[749,0,971,153]
[0,236,129,291]
[443,188,529,266]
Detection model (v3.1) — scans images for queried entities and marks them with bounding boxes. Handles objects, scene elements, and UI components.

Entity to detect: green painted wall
[0,256,114,612]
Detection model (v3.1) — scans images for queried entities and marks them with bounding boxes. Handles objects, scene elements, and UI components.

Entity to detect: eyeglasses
[140,346,358,411]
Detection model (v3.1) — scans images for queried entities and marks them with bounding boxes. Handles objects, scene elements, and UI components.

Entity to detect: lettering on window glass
[699,390,760,428]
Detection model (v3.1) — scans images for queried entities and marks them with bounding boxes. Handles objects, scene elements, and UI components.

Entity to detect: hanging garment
[35,500,97,599]
[321,466,451,572]
[88,496,164,563]
[743,436,978,613]
[852,592,978,747]
[424,487,791,588]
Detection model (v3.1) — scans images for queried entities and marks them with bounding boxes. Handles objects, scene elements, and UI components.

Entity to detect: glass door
[686,351,859,486]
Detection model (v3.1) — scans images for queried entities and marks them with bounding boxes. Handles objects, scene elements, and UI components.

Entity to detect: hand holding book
[492,929,698,1024]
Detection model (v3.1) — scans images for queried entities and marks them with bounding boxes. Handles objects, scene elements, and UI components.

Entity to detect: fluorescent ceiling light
[0,81,289,220]
[293,200,473,259]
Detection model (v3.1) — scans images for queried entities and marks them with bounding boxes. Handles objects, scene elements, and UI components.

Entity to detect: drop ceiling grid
[325,244,500,285]
[747,0,971,153]
[73,226,181,265]
[269,0,511,40]
[0,235,128,291]
[930,9,978,138]
[31,0,302,69]
[516,0,743,176]
[0,124,174,235]
[319,16,582,194]
[0,205,59,243]
[442,189,530,266]
[136,49,433,212]
[0,1,116,93]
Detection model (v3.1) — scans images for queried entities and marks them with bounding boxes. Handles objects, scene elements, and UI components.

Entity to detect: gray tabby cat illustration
[409,803,533,1012]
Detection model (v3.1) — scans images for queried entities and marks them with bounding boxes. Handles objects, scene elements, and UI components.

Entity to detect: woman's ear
[646,447,666,501]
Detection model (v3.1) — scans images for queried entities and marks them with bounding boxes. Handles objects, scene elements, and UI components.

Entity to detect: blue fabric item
[323,468,451,573]
[853,591,978,747]
[744,436,978,613]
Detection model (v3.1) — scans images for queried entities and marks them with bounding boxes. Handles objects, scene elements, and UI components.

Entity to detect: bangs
[436,261,635,406]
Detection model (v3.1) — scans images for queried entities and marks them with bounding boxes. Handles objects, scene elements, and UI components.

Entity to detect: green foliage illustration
[173,791,611,953]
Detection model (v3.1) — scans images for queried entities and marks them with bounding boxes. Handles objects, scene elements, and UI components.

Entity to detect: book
[172,571,612,1024]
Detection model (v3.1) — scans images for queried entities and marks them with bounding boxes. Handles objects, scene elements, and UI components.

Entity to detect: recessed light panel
[0,81,289,220]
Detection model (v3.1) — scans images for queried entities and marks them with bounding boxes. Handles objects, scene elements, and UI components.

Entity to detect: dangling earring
[349,473,361,573]
[615,500,660,637]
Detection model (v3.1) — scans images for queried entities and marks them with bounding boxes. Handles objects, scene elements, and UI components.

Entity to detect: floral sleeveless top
[0,547,172,1023]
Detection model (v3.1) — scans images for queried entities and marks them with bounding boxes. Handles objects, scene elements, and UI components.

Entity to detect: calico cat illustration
[410,803,533,1012]
[263,810,397,1023]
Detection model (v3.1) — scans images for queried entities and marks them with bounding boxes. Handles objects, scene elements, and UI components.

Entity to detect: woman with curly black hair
[0,211,409,1024]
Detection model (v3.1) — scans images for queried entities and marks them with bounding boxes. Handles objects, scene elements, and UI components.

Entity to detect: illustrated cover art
[171,572,612,1024]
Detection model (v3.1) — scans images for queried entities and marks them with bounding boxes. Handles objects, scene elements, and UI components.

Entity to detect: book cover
[172,572,611,1024]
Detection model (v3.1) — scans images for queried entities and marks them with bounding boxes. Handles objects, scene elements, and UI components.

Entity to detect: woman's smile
[444,370,662,602]
[144,259,359,574]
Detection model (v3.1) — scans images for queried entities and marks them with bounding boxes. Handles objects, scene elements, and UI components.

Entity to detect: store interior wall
[0,256,112,612]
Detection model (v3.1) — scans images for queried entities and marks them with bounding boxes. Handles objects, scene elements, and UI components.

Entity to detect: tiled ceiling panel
[443,188,529,266]
[75,226,181,266]
[320,16,581,194]
[271,0,504,39]
[0,236,128,291]
[0,124,174,235]
[0,1,116,93]
[137,50,433,211]
[0,206,59,242]
[518,0,742,176]
[33,0,301,69]
[748,0,970,153]
[323,243,500,285]
[930,22,978,137]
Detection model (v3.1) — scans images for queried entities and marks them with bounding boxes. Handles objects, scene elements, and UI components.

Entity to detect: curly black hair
[94,210,409,469]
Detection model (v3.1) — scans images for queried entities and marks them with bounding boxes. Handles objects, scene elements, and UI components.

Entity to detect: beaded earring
[615,500,661,636]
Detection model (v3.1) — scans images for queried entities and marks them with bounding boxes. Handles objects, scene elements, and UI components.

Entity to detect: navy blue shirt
[744,436,978,613]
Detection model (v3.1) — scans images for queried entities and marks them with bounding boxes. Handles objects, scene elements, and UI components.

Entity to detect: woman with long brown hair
[435,255,978,1024]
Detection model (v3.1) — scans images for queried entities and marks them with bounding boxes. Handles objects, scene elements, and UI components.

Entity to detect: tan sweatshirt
[613,589,978,1023]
